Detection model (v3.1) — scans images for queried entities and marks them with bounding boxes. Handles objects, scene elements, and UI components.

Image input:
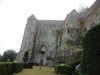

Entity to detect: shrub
[0,62,12,75]
[54,64,73,75]
[0,62,24,75]
[69,59,81,71]
[81,24,100,75]
[11,63,24,73]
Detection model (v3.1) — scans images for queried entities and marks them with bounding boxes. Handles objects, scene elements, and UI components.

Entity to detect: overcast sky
[0,0,96,54]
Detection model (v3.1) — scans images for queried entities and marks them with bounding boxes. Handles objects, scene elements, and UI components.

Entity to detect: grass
[16,66,56,75]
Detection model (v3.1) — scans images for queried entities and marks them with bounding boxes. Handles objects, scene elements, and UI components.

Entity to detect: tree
[81,24,100,75]
[1,50,17,62]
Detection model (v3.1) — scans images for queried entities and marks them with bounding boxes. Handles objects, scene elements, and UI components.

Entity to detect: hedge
[11,63,24,73]
[54,64,73,75]
[0,62,24,75]
[0,62,12,75]
[0,62,34,75]
[81,24,100,75]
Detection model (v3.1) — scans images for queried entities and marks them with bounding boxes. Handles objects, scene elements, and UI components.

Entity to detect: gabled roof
[65,9,79,20]
[83,0,100,20]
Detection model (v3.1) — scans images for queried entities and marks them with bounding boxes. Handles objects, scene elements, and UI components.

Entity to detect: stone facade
[81,0,100,33]
[16,0,100,65]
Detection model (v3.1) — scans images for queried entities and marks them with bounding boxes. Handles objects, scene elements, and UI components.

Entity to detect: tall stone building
[16,0,100,65]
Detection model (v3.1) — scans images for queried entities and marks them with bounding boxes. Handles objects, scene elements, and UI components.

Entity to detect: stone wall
[16,15,37,62]
[82,0,100,33]
[16,0,100,65]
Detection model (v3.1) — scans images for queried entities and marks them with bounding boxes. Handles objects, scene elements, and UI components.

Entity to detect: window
[39,30,48,37]
[67,29,70,33]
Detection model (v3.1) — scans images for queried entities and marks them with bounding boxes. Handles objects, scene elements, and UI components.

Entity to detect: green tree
[1,50,17,62]
[81,24,100,75]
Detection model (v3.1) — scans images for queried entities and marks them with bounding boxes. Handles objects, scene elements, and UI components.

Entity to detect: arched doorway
[39,45,47,66]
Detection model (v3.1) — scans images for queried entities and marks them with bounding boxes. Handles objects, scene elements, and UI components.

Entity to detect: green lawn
[16,66,56,75]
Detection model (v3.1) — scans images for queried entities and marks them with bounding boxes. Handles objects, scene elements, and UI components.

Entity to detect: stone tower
[16,15,37,62]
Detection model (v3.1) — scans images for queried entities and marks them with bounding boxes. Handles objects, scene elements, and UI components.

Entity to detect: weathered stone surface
[16,0,100,65]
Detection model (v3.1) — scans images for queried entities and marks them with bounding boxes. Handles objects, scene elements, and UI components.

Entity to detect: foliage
[54,64,73,75]
[1,50,17,62]
[81,24,100,75]
[12,63,24,73]
[0,62,34,75]
[66,39,74,47]
[0,62,12,75]
[69,59,81,71]
[0,62,24,75]
[23,51,28,62]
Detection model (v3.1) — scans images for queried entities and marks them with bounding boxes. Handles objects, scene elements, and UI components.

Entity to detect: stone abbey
[16,0,100,65]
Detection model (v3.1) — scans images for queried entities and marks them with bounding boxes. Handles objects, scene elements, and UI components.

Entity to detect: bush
[0,62,24,75]
[54,64,73,75]
[81,24,100,75]
[0,62,12,75]
[69,59,81,71]
[11,63,24,73]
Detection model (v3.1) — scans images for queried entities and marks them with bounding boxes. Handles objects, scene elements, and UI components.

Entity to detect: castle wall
[37,20,63,56]
[82,0,100,33]
[16,15,37,62]
[33,20,64,65]
[16,0,99,64]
